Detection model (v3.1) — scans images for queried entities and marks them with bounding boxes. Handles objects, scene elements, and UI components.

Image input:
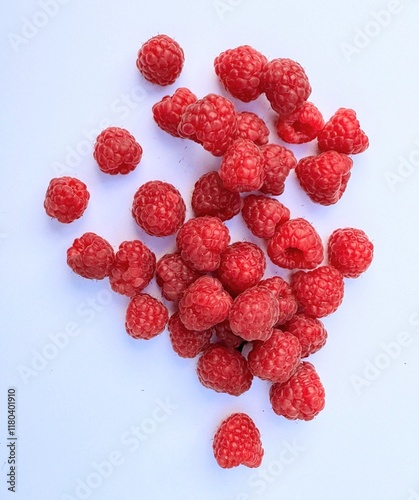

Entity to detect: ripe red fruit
[285,313,328,358]
[125,294,169,340]
[67,232,114,280]
[241,194,290,240]
[152,87,197,137]
[235,111,270,146]
[276,101,324,144]
[258,276,298,326]
[44,176,90,224]
[259,143,296,196]
[168,312,211,358]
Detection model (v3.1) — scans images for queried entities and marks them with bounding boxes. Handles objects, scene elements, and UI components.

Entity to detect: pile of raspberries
[44,34,374,470]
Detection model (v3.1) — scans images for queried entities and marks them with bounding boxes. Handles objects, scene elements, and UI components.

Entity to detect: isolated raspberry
[318,108,369,155]
[211,320,243,349]
[235,111,270,146]
[152,87,197,137]
[284,313,328,358]
[108,240,156,297]
[258,276,298,325]
[327,227,374,278]
[291,265,344,318]
[267,218,324,270]
[259,143,296,196]
[276,101,324,144]
[44,176,90,223]
[168,312,211,358]
[132,180,186,237]
[93,127,143,175]
[67,232,114,280]
[270,361,325,420]
[125,293,169,340]
[241,194,290,239]
[296,150,353,206]
[136,34,184,86]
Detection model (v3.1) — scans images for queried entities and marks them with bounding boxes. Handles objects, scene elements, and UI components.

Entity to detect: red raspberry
[284,313,328,358]
[235,111,270,146]
[267,218,324,270]
[168,312,211,358]
[93,127,142,175]
[132,180,186,237]
[136,34,184,86]
[318,108,369,155]
[196,344,252,396]
[241,194,290,240]
[261,58,311,116]
[248,329,301,384]
[276,101,324,144]
[67,232,114,280]
[219,138,264,193]
[229,286,279,341]
[125,293,168,340]
[191,171,242,222]
[176,216,230,272]
[211,320,243,349]
[44,176,90,224]
[178,276,233,331]
[291,265,344,318]
[295,150,353,206]
[327,227,374,278]
[259,143,296,196]
[108,240,156,297]
[214,45,268,102]
[152,87,197,137]
[258,276,298,326]
[270,361,325,420]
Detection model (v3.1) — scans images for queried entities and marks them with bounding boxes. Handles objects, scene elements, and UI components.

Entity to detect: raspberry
[327,227,374,278]
[241,194,290,240]
[152,87,197,137]
[270,361,325,420]
[44,176,90,224]
[168,312,211,358]
[258,276,298,326]
[261,58,311,116]
[132,180,186,237]
[259,143,296,196]
[178,276,233,331]
[67,232,114,280]
[213,413,264,469]
[196,344,252,396]
[219,138,264,193]
[235,111,270,146]
[276,101,324,144]
[267,218,324,270]
[191,171,242,222]
[284,313,328,358]
[295,150,353,206]
[108,240,156,297]
[229,286,279,341]
[318,108,369,155]
[291,265,344,318]
[93,127,143,175]
[214,45,268,102]
[136,34,184,86]
[211,320,243,349]
[176,216,230,272]
[125,294,168,340]
[248,329,301,384]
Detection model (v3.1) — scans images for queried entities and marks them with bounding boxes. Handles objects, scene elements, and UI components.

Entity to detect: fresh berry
[132,180,186,237]
[211,320,243,349]
[44,176,90,223]
[67,232,114,280]
[259,143,296,196]
[276,101,324,144]
[235,111,270,146]
[258,276,298,325]
[152,87,197,137]
[284,313,328,358]
[168,312,211,358]
[93,127,143,175]
[241,194,290,239]
[125,293,169,340]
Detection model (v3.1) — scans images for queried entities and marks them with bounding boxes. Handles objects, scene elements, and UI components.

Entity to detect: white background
[1,1,419,499]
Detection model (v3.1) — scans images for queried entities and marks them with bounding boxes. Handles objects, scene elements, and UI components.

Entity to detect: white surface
[1,1,419,499]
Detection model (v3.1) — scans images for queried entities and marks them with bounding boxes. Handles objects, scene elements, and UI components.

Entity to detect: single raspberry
[219,138,264,193]
[214,45,268,102]
[178,276,233,331]
[235,111,270,146]
[276,101,324,144]
[191,171,242,222]
[67,232,114,280]
[196,343,252,396]
[267,218,324,270]
[270,361,325,420]
[44,176,90,223]
[241,194,290,240]
[327,227,374,278]
[125,293,169,340]
[211,320,243,349]
[108,240,156,297]
[295,150,353,206]
[168,312,211,358]
[318,108,369,155]
[258,276,298,326]
[176,216,230,272]
[93,127,143,175]
[261,58,311,116]
[284,313,328,358]
[213,413,264,469]
[291,265,344,318]
[259,143,296,196]
[248,329,301,384]
[229,286,279,341]
[152,87,197,137]
[132,180,186,237]
[136,34,184,86]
